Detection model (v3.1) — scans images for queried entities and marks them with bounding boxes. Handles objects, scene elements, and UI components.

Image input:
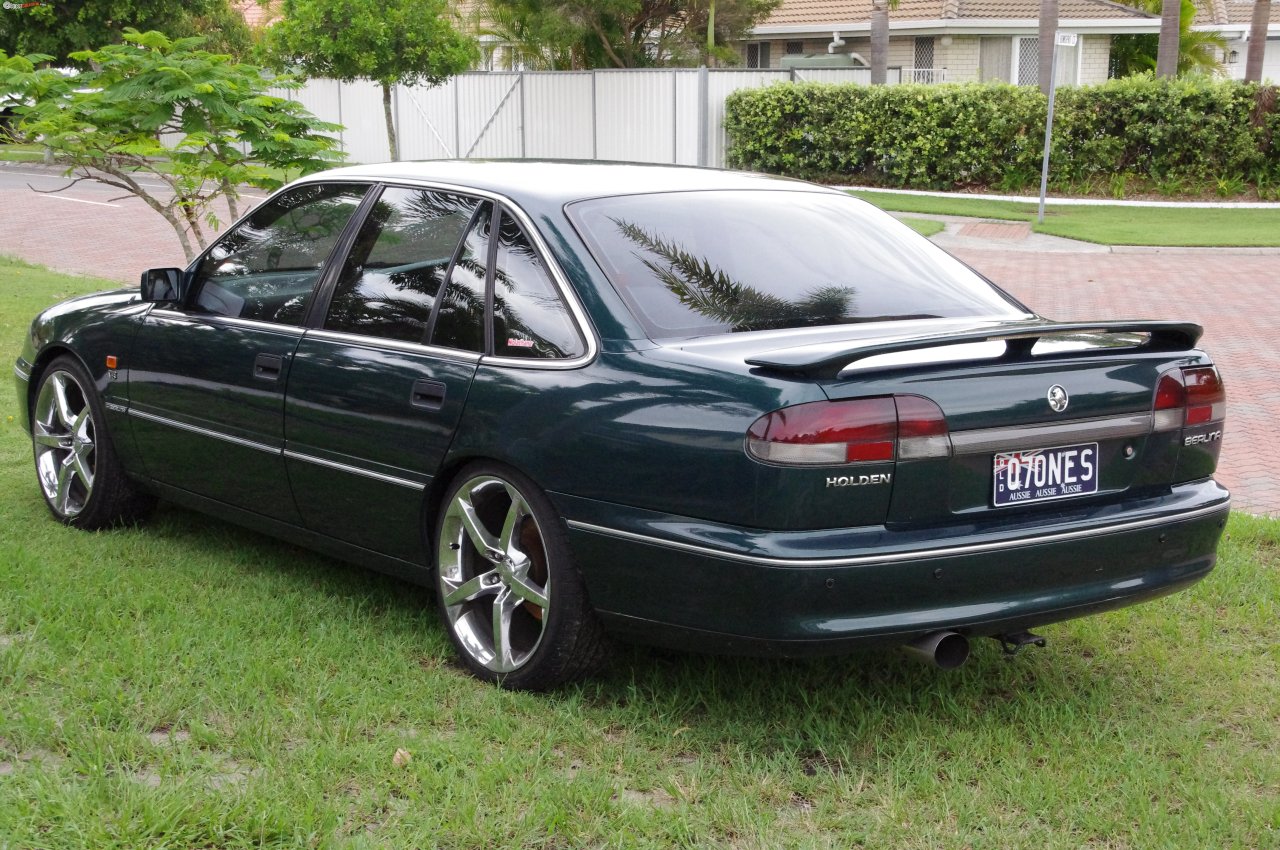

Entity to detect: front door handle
[254,353,284,381]
[411,379,447,411]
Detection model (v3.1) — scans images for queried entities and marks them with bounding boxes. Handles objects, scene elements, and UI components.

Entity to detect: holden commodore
[13,162,1229,689]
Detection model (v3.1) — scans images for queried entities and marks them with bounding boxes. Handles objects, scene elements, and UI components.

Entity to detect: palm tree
[1038,0,1059,94]
[1156,0,1180,77]
[1245,0,1272,82]
[870,0,896,85]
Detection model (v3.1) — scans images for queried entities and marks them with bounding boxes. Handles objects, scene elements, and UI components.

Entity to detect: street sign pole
[1038,32,1077,224]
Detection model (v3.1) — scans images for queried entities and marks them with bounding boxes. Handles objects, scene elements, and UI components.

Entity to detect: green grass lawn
[2,256,1278,848]
[897,216,945,238]
[0,143,47,162]
[848,190,1280,248]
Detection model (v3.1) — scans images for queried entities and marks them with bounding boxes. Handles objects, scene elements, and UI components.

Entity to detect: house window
[980,37,1012,82]
[914,37,935,69]
[746,42,772,68]
[786,41,805,55]
[1015,36,1039,86]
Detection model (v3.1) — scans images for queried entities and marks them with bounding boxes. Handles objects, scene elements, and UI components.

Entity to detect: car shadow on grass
[139,502,1131,739]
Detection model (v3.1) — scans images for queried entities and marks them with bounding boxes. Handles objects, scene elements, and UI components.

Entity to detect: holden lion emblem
[1047,384,1069,413]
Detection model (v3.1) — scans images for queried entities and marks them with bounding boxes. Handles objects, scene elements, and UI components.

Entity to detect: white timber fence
[268,67,887,168]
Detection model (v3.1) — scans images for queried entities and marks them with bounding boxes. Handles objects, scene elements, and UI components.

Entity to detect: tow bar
[993,630,1047,656]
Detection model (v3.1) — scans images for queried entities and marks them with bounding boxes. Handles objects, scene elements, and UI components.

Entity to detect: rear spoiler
[743,321,1204,378]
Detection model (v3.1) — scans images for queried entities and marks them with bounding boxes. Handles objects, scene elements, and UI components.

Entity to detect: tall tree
[479,0,779,69]
[266,0,478,161]
[1,31,343,261]
[869,0,896,84]
[0,0,252,63]
[1244,0,1272,82]
[1156,0,1181,76]
[1038,0,1059,94]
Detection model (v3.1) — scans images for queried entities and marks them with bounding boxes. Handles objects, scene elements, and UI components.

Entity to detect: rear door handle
[411,379,447,411]
[254,353,284,381]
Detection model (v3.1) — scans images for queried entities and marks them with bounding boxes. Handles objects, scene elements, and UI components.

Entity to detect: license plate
[993,443,1099,507]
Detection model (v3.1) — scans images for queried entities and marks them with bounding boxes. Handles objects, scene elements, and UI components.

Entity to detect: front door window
[191,183,370,325]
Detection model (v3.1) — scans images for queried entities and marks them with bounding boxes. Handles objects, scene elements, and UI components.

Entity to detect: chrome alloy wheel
[437,475,552,673]
[32,369,96,518]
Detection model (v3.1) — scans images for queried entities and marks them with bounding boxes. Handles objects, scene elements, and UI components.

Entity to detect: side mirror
[140,267,186,303]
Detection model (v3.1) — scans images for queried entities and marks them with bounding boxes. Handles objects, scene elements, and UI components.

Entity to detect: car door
[282,187,492,562]
[127,182,373,522]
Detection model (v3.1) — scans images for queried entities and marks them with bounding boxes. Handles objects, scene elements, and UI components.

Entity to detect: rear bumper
[559,479,1230,655]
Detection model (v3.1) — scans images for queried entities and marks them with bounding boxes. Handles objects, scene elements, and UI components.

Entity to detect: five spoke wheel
[435,464,609,689]
[30,356,154,529]
[33,369,96,519]
[438,475,551,674]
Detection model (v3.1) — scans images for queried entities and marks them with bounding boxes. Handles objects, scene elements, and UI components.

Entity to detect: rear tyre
[31,355,155,530]
[434,462,610,690]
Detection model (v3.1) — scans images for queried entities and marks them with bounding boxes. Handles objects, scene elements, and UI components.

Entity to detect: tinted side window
[325,188,480,343]
[492,213,585,359]
[192,184,369,326]
[429,202,492,353]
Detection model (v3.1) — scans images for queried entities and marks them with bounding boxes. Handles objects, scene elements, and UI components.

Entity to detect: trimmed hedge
[724,77,1280,197]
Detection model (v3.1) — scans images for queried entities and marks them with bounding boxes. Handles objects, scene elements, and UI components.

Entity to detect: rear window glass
[567,190,1028,338]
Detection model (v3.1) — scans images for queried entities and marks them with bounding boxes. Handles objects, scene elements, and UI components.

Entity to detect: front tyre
[435,463,609,690]
[31,355,155,529]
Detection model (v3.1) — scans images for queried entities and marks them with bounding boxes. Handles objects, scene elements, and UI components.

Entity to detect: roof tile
[763,0,1157,25]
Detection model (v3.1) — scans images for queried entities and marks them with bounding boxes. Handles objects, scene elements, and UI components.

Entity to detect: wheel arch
[25,345,88,423]
[422,453,563,563]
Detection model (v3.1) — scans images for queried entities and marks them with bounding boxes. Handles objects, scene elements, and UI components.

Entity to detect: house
[231,0,281,29]
[1195,0,1280,82]
[740,0,1161,84]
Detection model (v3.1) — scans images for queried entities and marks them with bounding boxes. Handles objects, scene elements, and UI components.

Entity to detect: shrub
[724,77,1279,196]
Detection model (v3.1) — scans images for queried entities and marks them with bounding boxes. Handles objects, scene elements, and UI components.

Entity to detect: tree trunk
[870,0,889,85]
[1244,0,1271,83]
[1156,0,1181,78]
[706,0,716,64]
[1038,0,1059,95]
[382,83,399,162]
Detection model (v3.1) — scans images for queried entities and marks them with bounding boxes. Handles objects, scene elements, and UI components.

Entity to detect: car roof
[296,159,834,206]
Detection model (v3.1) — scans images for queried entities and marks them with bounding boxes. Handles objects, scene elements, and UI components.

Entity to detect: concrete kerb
[839,184,1280,210]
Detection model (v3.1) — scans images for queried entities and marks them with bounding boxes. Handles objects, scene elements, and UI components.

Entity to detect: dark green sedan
[13,162,1229,689]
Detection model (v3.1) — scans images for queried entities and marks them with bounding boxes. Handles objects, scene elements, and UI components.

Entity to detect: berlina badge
[1047,384,1069,413]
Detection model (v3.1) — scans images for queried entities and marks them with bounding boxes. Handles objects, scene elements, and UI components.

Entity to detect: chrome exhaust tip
[902,630,970,670]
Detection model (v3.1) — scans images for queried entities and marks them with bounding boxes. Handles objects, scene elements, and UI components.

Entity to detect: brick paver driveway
[2,165,1276,516]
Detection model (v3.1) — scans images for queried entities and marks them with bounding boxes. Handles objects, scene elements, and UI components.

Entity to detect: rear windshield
[567,190,1028,338]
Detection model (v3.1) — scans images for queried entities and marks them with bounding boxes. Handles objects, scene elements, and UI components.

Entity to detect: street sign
[1038,32,1078,223]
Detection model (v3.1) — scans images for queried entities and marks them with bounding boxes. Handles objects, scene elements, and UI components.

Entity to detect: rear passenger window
[429,202,492,353]
[325,188,479,343]
[191,183,369,325]
[492,213,585,359]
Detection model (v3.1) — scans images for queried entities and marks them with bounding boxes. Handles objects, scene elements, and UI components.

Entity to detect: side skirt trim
[282,449,426,491]
[128,408,279,455]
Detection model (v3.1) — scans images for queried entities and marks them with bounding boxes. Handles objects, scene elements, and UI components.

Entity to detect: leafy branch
[612,218,856,331]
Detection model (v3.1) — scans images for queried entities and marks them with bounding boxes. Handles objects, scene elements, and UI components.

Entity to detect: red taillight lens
[746,396,951,466]
[1152,365,1225,431]
[1183,367,1226,426]
[895,395,951,460]
[747,398,895,464]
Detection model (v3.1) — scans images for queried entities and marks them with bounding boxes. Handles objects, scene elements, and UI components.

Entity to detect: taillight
[1183,367,1226,425]
[746,396,950,466]
[895,395,950,459]
[1153,366,1226,432]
